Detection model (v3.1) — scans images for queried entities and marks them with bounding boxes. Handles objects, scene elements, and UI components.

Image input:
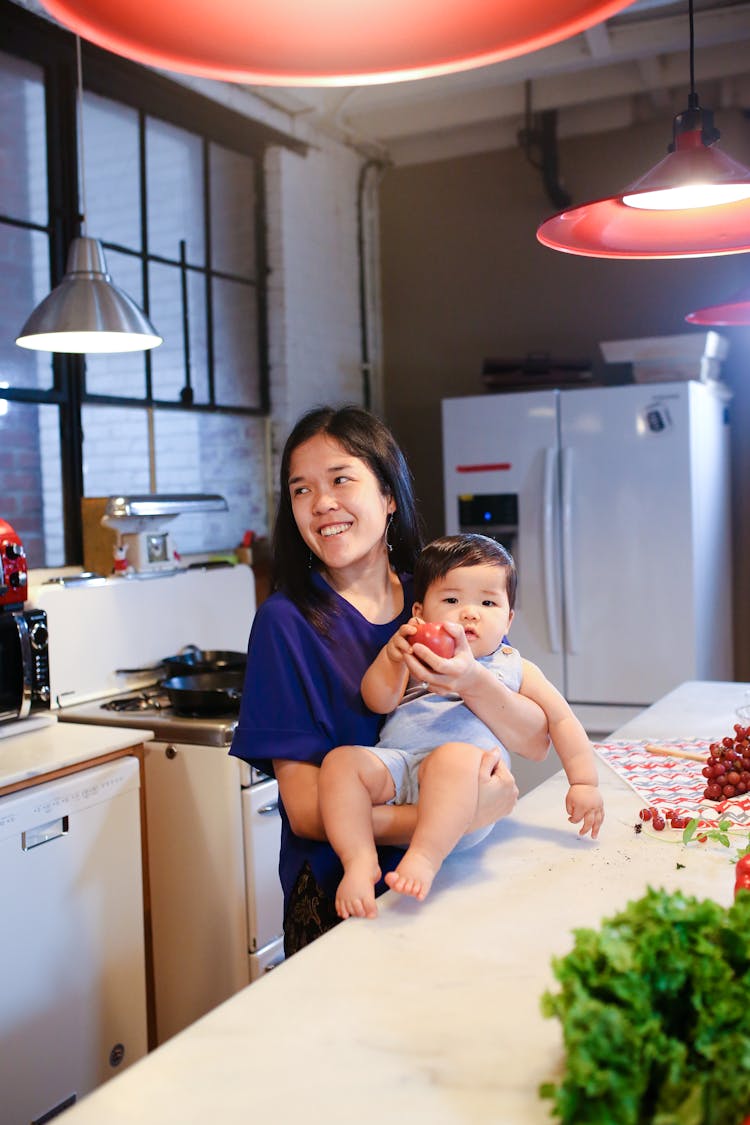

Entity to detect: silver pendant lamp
[16,37,161,354]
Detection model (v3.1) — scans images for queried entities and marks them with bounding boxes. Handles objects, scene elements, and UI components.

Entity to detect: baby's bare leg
[319,745,395,920]
[385,742,484,902]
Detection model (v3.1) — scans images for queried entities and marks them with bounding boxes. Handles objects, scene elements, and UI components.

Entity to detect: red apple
[411,622,455,659]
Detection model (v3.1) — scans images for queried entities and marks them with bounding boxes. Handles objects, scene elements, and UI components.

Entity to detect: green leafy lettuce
[540,887,750,1125]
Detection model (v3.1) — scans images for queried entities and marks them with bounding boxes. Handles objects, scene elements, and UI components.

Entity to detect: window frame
[2,0,304,562]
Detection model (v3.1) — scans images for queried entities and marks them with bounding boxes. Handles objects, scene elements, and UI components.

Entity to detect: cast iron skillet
[117,648,246,677]
[160,672,244,716]
[161,649,247,676]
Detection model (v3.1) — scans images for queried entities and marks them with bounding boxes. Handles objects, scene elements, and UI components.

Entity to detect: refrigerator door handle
[542,447,561,653]
[561,447,577,654]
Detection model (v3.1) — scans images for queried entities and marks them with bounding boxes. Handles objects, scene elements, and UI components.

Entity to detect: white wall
[265,140,365,434]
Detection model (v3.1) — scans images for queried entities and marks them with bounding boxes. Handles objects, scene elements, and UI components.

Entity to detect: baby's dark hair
[413,534,517,610]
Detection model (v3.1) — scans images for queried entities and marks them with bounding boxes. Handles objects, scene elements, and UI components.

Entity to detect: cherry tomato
[411,622,455,659]
[735,854,750,877]
[734,874,750,897]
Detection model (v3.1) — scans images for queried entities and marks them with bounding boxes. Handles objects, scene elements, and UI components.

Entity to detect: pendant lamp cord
[688,0,697,108]
[75,35,88,234]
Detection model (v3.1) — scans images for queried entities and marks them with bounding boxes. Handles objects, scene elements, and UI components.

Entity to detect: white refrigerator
[442,380,733,735]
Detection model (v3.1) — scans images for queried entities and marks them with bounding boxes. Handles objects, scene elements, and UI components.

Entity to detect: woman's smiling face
[288,433,395,574]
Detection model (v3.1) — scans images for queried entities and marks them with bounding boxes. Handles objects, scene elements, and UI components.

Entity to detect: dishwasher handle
[22,815,69,851]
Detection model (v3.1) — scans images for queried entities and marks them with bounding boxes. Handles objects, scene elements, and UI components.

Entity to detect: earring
[307,550,313,569]
[386,512,395,553]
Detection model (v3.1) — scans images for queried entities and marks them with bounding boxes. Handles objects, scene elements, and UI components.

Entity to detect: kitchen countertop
[0,719,154,794]
[56,680,749,1124]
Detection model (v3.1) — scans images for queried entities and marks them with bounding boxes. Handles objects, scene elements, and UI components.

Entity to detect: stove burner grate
[103,688,171,713]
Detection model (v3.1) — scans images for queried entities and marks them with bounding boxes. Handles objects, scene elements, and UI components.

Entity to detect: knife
[644,743,705,763]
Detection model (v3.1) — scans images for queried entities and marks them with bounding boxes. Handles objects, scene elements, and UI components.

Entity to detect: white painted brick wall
[266,141,364,424]
[264,138,369,498]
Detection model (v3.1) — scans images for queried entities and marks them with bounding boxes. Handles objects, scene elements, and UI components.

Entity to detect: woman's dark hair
[413,534,517,611]
[272,405,424,630]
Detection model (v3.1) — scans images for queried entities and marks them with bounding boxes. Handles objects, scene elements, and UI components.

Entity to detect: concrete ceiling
[241,0,750,164]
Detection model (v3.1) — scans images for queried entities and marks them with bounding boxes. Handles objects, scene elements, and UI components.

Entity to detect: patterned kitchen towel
[594,739,750,831]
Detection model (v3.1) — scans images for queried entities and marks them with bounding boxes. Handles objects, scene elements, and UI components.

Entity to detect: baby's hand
[565,783,604,840]
[404,619,476,695]
[385,619,419,665]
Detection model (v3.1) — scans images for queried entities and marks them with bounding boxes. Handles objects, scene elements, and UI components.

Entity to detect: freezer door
[442,393,564,688]
[559,382,700,706]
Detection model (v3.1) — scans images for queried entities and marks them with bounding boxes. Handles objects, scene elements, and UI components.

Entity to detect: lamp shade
[537,126,750,259]
[41,0,631,86]
[16,237,162,353]
[686,284,750,325]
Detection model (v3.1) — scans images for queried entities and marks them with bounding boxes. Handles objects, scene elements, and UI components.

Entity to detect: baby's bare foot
[335,858,382,920]
[384,849,440,901]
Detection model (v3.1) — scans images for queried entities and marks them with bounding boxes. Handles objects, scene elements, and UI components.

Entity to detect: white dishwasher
[0,757,148,1125]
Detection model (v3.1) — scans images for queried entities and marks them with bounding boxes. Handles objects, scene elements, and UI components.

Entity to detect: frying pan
[117,647,246,677]
[161,649,246,676]
[161,672,244,716]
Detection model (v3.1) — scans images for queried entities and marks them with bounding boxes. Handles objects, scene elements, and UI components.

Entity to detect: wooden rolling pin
[645,743,705,763]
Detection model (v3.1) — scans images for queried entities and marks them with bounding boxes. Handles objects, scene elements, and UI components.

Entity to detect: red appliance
[0,520,29,610]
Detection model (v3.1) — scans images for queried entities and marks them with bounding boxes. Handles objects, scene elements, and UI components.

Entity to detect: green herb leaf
[540,888,750,1124]
[682,818,700,845]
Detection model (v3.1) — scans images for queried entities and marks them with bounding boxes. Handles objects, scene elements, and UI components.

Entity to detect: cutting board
[594,739,750,833]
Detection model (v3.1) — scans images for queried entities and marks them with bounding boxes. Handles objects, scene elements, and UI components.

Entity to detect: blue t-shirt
[230,572,413,913]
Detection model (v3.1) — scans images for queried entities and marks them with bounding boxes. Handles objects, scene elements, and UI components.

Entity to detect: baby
[319,533,604,919]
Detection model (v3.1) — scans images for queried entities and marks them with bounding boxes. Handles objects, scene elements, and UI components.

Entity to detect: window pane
[212,278,260,408]
[82,404,151,497]
[146,118,205,265]
[83,92,141,250]
[149,263,209,403]
[210,144,256,277]
[154,411,268,551]
[84,248,149,397]
[0,398,64,568]
[0,51,47,225]
[1,225,54,390]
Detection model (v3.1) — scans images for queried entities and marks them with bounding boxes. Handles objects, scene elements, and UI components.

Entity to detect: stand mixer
[100,494,228,576]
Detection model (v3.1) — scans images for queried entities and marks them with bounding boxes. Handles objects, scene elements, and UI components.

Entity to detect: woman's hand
[469,748,518,830]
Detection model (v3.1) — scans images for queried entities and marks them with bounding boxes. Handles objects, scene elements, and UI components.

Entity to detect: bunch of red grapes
[701,723,750,802]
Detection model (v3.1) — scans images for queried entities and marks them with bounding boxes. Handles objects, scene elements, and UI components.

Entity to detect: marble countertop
[56,681,749,1124]
[0,719,154,793]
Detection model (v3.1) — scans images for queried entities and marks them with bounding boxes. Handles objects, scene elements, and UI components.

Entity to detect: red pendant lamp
[41,0,632,86]
[685,284,750,325]
[537,0,750,260]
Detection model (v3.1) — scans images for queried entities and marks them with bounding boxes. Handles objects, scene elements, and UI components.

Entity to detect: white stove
[28,565,285,1046]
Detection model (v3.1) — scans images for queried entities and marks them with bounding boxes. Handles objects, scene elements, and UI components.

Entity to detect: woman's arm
[274,749,518,845]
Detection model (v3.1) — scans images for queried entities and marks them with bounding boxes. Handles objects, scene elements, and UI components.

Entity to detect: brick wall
[264,138,367,500]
